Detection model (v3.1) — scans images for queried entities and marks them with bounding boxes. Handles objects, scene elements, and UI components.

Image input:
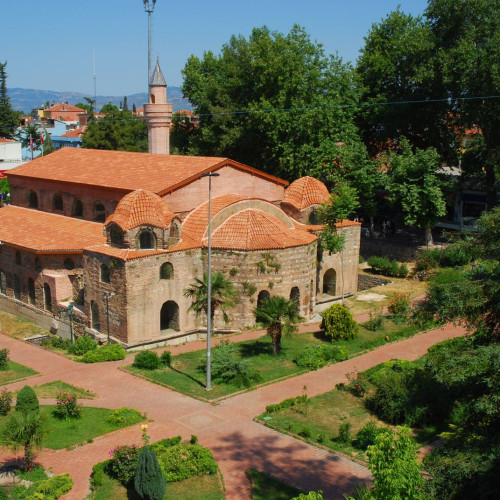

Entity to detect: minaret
[144,57,173,155]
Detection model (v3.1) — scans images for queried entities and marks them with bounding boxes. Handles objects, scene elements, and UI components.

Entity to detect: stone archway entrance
[323,268,337,296]
[257,290,271,309]
[160,301,179,331]
[290,287,300,312]
[91,300,100,330]
[44,283,52,311]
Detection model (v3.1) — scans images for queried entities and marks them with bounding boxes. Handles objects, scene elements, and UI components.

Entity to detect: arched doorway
[0,271,6,295]
[91,301,100,330]
[44,283,52,311]
[28,278,36,305]
[257,290,271,309]
[13,275,21,300]
[290,286,300,312]
[29,191,38,208]
[94,202,106,222]
[323,268,337,296]
[160,301,179,331]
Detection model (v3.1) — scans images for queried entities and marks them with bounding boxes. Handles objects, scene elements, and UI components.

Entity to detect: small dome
[205,209,316,250]
[282,176,329,210]
[106,189,175,231]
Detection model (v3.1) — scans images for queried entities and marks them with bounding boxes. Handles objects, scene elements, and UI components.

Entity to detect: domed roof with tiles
[205,208,317,251]
[282,176,329,210]
[106,189,175,231]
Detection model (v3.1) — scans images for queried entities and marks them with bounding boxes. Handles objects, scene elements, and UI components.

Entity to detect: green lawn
[0,310,51,340]
[0,361,38,386]
[90,469,225,500]
[0,406,145,450]
[26,380,96,399]
[125,320,433,401]
[246,469,302,499]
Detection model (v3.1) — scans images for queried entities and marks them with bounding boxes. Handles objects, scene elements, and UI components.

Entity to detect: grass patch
[0,360,38,386]
[0,406,144,450]
[125,320,432,401]
[25,380,96,399]
[246,468,302,499]
[90,468,224,500]
[0,311,50,340]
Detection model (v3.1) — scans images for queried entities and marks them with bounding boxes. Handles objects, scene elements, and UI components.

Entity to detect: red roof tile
[282,176,329,210]
[7,148,287,195]
[0,205,105,253]
[0,138,16,143]
[106,189,176,231]
[46,103,85,113]
[61,127,87,138]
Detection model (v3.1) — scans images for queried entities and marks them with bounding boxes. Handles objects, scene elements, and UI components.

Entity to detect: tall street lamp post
[200,172,219,391]
[103,291,115,344]
[67,303,74,344]
[143,0,157,91]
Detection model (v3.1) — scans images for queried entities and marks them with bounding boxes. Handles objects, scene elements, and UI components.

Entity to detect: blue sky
[2,0,428,96]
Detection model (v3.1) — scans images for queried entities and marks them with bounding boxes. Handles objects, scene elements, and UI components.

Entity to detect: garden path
[0,321,465,500]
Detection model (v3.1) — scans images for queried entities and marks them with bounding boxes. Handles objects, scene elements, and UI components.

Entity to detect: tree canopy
[0,61,19,139]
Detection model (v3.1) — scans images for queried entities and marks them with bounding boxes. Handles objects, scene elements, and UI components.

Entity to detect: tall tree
[171,112,196,155]
[181,25,364,180]
[0,61,19,138]
[425,0,500,208]
[385,139,447,246]
[82,104,147,152]
[254,295,303,355]
[134,446,167,500]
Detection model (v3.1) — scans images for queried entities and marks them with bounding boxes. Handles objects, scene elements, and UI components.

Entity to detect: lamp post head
[67,303,74,315]
[200,172,220,178]
[143,0,156,12]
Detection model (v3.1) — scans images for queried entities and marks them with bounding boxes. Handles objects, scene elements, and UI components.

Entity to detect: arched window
[257,290,271,309]
[0,271,6,295]
[160,301,179,331]
[13,275,21,300]
[169,223,180,241]
[28,190,38,208]
[309,279,314,314]
[94,202,106,222]
[323,268,337,296]
[110,226,124,246]
[28,278,36,305]
[150,93,156,104]
[35,258,42,272]
[290,286,300,313]
[53,194,63,211]
[72,199,84,217]
[64,258,75,270]
[44,283,52,311]
[138,230,156,250]
[100,264,110,283]
[160,262,174,280]
[15,251,21,265]
[91,300,100,330]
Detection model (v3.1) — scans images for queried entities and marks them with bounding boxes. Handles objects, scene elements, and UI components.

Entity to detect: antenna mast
[93,48,97,114]
[143,0,157,95]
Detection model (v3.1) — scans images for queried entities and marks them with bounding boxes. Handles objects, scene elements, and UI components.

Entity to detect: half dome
[106,189,175,231]
[282,176,329,210]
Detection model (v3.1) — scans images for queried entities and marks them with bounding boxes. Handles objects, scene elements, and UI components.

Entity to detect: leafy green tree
[134,446,167,500]
[170,112,197,154]
[2,411,47,470]
[367,426,426,500]
[82,104,147,152]
[184,272,237,340]
[385,139,446,246]
[15,385,39,415]
[0,61,19,138]
[74,100,95,122]
[254,295,303,355]
[181,25,364,180]
[426,0,500,208]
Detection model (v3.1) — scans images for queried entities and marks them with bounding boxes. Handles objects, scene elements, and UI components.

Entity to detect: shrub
[53,392,81,420]
[337,422,352,443]
[346,371,368,397]
[160,350,172,367]
[155,436,182,448]
[363,310,384,331]
[321,304,358,341]
[387,294,410,322]
[291,491,324,500]
[210,340,261,388]
[90,460,110,490]
[294,344,348,370]
[398,263,409,278]
[0,348,8,369]
[82,344,126,363]
[0,388,12,416]
[109,444,139,484]
[367,256,408,278]
[41,335,71,351]
[11,473,73,499]
[15,385,39,414]
[134,350,161,370]
[68,334,97,356]
[15,466,48,482]
[107,407,142,425]
[152,443,218,482]
[135,446,167,500]
[353,422,387,450]
[190,434,198,445]
[266,394,308,413]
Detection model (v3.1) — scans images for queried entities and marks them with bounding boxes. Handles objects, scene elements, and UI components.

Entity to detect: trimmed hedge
[10,473,73,499]
[320,304,358,341]
[133,351,161,370]
[15,385,39,414]
[68,334,97,356]
[266,394,308,414]
[367,256,409,278]
[294,344,348,370]
[82,344,126,363]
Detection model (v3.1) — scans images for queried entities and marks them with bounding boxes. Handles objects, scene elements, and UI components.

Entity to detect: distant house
[39,103,86,124]
[0,138,26,173]
[52,126,87,150]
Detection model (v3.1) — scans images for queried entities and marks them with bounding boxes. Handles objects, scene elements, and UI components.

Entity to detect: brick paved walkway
[0,321,465,500]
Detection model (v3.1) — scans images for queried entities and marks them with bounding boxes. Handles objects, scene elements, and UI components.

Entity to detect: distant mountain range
[8,87,192,113]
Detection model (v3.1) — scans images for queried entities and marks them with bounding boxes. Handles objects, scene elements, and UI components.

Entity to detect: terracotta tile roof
[207,208,317,250]
[105,189,176,231]
[282,176,329,210]
[0,138,16,143]
[7,148,288,195]
[46,103,85,113]
[61,127,87,138]
[0,205,105,253]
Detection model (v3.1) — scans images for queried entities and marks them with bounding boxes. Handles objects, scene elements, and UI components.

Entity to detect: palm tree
[254,295,303,355]
[184,272,237,337]
[2,411,47,470]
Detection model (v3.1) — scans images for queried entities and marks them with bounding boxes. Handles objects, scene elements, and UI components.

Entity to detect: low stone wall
[357,273,390,292]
